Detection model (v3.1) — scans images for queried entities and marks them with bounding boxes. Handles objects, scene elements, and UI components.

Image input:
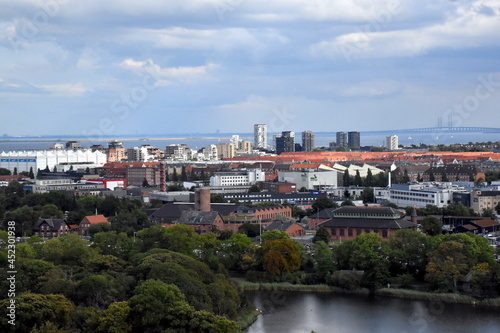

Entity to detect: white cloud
[310,0,500,60]
[339,81,402,97]
[38,82,88,95]
[118,58,218,85]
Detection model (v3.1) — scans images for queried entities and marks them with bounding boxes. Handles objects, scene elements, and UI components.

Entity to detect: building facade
[470,190,500,214]
[336,132,347,147]
[348,131,360,148]
[302,130,315,152]
[215,143,236,159]
[0,149,107,174]
[278,170,338,190]
[107,141,126,162]
[254,124,267,149]
[319,206,416,241]
[209,169,265,187]
[275,131,295,154]
[389,183,466,208]
[386,135,399,150]
[24,179,105,194]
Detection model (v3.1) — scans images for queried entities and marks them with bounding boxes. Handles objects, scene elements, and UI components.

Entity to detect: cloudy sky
[1,0,500,138]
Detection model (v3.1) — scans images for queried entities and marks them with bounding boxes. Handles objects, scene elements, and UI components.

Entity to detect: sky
[1,0,500,138]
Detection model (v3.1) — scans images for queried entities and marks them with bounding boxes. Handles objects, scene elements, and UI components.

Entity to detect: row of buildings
[33,214,109,238]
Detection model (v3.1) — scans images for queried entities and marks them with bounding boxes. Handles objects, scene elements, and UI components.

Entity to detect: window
[348,229,353,237]
[339,229,345,236]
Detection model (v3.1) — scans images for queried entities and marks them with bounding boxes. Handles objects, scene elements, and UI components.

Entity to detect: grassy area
[232,278,369,295]
[376,288,500,307]
[235,306,260,331]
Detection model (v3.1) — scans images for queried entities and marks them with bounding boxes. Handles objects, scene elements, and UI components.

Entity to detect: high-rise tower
[254,124,267,149]
[301,130,315,152]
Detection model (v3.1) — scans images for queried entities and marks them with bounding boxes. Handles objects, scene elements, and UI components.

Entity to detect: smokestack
[159,162,166,192]
[195,188,211,212]
[411,204,418,224]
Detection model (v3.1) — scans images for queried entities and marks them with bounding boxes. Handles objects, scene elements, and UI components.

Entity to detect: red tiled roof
[471,219,499,228]
[84,215,109,224]
[462,224,478,230]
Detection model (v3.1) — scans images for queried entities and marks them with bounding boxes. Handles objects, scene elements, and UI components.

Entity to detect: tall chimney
[411,204,418,224]
[195,188,211,212]
[159,162,166,192]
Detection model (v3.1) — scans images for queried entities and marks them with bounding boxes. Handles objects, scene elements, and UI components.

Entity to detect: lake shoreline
[234,278,500,309]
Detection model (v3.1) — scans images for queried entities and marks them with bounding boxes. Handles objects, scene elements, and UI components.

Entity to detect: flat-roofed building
[390,183,467,208]
[471,190,500,214]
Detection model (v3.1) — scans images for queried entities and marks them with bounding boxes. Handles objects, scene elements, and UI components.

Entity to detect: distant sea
[0,130,499,152]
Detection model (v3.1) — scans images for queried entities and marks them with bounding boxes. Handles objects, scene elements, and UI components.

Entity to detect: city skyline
[1,1,500,137]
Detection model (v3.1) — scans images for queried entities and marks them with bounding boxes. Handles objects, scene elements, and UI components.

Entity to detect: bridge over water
[362,127,500,135]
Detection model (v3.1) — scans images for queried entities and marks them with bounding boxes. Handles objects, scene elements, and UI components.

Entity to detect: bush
[327,271,362,290]
[245,270,281,283]
[394,273,414,288]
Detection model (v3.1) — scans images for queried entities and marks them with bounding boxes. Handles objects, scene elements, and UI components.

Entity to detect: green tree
[238,223,261,238]
[210,193,225,203]
[343,170,351,186]
[0,167,11,175]
[128,279,192,332]
[429,170,435,181]
[388,229,433,279]
[442,233,495,267]
[29,166,35,179]
[221,233,254,270]
[314,241,335,277]
[354,170,362,186]
[262,238,302,276]
[402,169,410,183]
[128,279,241,333]
[4,206,39,236]
[341,199,355,206]
[339,233,390,290]
[421,216,442,236]
[0,294,74,332]
[312,226,330,244]
[442,203,472,216]
[481,208,496,218]
[172,167,179,182]
[261,230,289,243]
[496,202,500,215]
[360,187,375,204]
[96,302,132,333]
[442,172,449,182]
[248,184,261,193]
[181,166,187,181]
[364,168,374,187]
[92,231,133,258]
[97,196,120,216]
[425,241,468,291]
[469,263,496,298]
[311,197,337,213]
[41,233,98,266]
[40,204,64,219]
